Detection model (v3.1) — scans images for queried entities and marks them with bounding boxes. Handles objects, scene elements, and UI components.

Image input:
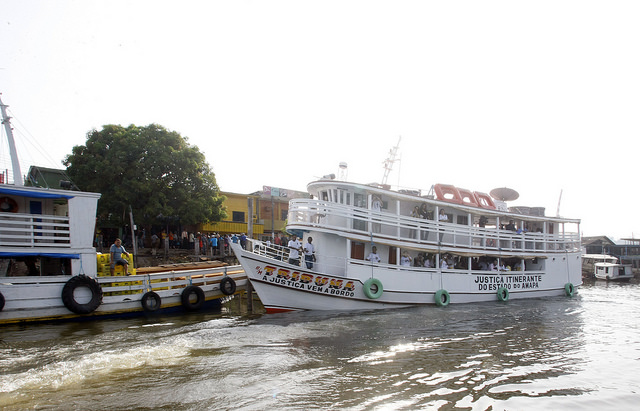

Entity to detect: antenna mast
[381,136,401,186]
[556,189,563,217]
[0,95,23,186]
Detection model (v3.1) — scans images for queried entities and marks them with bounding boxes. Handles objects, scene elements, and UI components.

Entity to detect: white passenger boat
[231,179,582,313]
[582,254,618,278]
[0,96,246,325]
[594,259,634,281]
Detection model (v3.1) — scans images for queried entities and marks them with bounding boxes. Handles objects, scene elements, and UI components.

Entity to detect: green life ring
[435,289,450,307]
[363,278,383,299]
[564,283,574,297]
[497,287,509,302]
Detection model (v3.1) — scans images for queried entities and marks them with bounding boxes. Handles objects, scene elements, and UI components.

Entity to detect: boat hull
[0,265,247,325]
[231,244,580,312]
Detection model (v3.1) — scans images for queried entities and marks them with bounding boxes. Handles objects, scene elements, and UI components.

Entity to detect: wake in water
[1,283,640,410]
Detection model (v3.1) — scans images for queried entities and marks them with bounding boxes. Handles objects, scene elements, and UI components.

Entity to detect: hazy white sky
[1,1,639,240]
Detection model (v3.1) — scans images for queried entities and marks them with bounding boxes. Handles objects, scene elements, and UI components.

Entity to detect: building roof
[582,236,615,246]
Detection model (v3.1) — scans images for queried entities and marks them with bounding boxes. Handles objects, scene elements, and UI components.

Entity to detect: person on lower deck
[110,238,131,276]
[303,237,315,269]
[287,235,302,266]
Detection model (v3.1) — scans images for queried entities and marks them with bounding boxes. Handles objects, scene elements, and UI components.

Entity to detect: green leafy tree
[63,124,226,228]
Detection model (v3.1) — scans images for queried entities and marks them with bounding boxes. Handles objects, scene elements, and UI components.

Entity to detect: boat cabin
[0,185,100,277]
[287,181,580,276]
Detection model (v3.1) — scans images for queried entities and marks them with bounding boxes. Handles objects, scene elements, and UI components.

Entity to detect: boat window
[0,256,72,277]
[320,191,328,201]
[456,215,468,225]
[354,193,366,208]
[232,211,245,222]
[351,242,365,259]
[335,189,350,205]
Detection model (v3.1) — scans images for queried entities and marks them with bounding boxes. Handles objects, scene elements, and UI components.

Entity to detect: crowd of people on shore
[107,230,311,260]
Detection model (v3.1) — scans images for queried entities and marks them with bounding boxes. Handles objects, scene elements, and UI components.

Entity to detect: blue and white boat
[0,95,246,324]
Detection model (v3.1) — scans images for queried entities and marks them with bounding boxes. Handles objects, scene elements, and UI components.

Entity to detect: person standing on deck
[288,235,302,266]
[366,246,381,263]
[303,237,315,269]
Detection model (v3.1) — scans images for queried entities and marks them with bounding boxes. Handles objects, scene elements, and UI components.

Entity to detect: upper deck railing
[0,212,71,248]
[287,199,580,254]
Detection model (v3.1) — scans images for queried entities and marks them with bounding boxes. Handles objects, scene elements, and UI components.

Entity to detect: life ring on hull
[564,283,575,297]
[141,291,162,312]
[219,277,237,296]
[363,278,383,299]
[0,291,5,311]
[0,197,18,213]
[434,184,463,205]
[435,289,450,307]
[61,275,103,314]
[497,287,509,302]
[181,285,205,311]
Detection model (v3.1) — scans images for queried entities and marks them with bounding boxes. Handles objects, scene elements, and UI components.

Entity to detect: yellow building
[199,186,309,238]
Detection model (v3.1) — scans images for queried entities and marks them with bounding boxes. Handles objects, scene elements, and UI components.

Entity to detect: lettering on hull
[474,274,543,291]
[256,265,356,297]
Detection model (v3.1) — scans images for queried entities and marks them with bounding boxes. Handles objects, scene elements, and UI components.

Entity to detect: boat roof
[0,184,101,200]
[307,179,580,224]
[583,254,618,260]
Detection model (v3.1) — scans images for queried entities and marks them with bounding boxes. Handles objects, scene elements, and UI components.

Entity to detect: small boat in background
[582,254,618,278]
[594,260,634,281]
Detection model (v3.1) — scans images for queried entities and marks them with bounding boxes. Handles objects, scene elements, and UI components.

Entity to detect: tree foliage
[64,124,226,227]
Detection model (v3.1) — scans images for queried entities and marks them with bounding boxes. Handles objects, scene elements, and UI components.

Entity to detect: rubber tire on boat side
[141,291,162,312]
[0,291,4,311]
[61,275,103,314]
[435,289,450,307]
[219,277,237,296]
[564,283,575,297]
[363,278,384,299]
[497,287,509,302]
[181,285,205,311]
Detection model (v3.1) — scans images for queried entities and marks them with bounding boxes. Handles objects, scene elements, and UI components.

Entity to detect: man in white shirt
[366,246,381,263]
[303,237,315,269]
[288,235,302,266]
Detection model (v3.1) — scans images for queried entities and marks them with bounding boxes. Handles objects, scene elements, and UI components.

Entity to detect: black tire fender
[141,291,162,312]
[181,285,205,311]
[219,277,237,296]
[61,275,103,314]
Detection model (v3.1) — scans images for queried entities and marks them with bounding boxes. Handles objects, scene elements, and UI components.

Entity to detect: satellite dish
[490,187,519,202]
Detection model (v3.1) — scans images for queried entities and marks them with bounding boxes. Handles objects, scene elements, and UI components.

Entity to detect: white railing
[287,199,580,254]
[98,265,246,297]
[0,212,71,247]
[249,240,349,274]
[246,239,548,279]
